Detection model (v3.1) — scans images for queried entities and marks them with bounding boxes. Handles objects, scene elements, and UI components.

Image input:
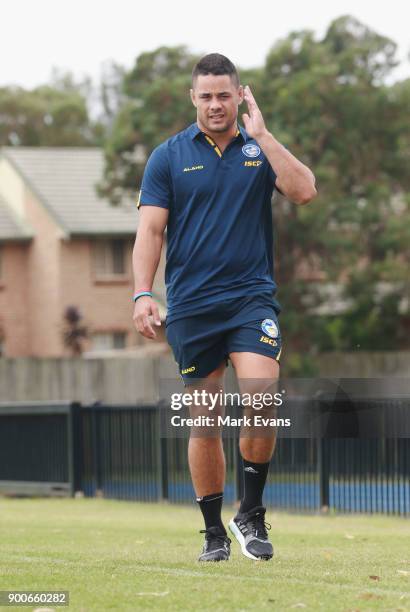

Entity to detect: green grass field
[0,498,409,611]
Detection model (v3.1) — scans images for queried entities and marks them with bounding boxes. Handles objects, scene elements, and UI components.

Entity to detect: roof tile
[2,147,138,236]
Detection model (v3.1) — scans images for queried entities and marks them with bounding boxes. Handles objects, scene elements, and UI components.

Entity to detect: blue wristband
[133,291,152,302]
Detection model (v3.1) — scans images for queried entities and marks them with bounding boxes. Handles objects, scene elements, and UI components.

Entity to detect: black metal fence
[0,400,409,515]
[0,402,81,496]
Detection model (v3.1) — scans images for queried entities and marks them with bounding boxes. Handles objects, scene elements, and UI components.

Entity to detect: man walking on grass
[133,53,316,561]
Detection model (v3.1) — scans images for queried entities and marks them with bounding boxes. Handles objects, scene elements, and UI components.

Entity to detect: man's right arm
[132,205,168,339]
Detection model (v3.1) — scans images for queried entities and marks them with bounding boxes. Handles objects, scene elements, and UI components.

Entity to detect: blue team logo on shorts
[261,319,278,339]
[242,143,261,158]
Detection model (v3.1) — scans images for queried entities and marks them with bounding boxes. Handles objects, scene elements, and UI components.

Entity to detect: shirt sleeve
[137,143,172,209]
[268,164,284,195]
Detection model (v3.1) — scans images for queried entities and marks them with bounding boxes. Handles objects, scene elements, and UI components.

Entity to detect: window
[93,239,126,277]
[92,332,126,352]
[113,332,126,349]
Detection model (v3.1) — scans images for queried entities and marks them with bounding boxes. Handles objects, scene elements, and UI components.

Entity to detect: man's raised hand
[242,85,269,142]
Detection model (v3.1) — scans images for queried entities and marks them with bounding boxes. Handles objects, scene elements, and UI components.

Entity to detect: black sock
[197,492,226,533]
[239,459,270,513]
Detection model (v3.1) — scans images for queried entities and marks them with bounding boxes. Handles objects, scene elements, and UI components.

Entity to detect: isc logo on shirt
[244,160,262,167]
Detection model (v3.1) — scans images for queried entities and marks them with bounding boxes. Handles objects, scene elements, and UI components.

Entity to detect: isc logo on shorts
[260,335,278,347]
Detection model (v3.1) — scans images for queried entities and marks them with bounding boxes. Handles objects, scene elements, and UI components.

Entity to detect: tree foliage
[0,72,99,147]
[258,16,410,360]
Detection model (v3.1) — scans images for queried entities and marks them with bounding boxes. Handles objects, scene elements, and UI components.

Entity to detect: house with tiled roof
[0,147,167,357]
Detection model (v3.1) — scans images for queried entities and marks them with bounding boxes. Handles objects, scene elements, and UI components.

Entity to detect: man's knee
[187,363,226,436]
[188,363,225,417]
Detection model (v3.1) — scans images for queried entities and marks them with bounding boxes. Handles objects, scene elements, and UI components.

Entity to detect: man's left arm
[242,86,317,205]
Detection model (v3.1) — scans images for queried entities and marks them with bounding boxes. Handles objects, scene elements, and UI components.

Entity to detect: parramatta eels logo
[242,143,261,158]
[261,319,278,339]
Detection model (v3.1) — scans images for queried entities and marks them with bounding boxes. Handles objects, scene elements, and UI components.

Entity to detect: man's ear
[190,88,197,108]
[238,84,244,105]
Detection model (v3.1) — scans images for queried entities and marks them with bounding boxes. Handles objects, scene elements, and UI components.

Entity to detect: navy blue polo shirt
[138,123,279,323]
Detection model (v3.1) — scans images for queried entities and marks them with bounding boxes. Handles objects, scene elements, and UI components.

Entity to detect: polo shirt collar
[189,123,202,139]
[189,122,249,142]
[237,124,249,142]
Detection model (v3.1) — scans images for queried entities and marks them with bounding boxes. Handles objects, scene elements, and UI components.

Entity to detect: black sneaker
[229,506,273,560]
[198,526,231,562]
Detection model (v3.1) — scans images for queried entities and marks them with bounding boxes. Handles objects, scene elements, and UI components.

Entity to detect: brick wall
[60,238,138,353]
[0,243,30,356]
[23,189,64,356]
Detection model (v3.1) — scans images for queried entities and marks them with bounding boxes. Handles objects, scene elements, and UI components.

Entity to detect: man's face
[190,74,243,134]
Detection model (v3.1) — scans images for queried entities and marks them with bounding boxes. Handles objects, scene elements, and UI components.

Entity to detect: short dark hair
[192,53,239,87]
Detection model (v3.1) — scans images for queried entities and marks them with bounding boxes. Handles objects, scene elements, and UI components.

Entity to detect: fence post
[68,402,82,496]
[91,405,103,495]
[159,437,169,500]
[157,402,169,500]
[318,437,330,510]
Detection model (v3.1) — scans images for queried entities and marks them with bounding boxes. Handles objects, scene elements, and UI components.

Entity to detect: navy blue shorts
[166,293,282,383]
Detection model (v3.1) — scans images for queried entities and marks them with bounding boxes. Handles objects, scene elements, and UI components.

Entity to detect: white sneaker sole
[228,519,272,561]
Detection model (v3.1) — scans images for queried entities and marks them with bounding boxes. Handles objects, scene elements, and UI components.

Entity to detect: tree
[63,306,88,357]
[98,61,127,128]
[260,16,410,365]
[0,74,98,147]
